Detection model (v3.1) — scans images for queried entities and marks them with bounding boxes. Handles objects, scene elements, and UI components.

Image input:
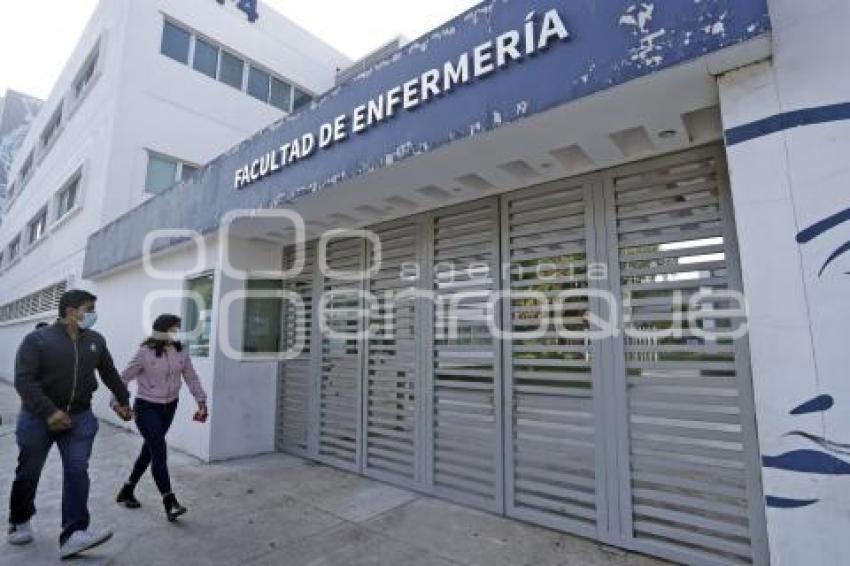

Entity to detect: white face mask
[79,311,98,330]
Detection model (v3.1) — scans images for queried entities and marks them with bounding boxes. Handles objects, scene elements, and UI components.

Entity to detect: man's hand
[47,410,72,432]
[114,405,133,422]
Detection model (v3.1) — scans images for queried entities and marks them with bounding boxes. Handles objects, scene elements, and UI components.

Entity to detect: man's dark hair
[58,289,98,318]
[35,322,49,329]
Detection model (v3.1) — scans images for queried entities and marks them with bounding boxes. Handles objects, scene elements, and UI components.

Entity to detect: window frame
[161,19,192,65]
[144,150,198,195]
[192,35,220,79]
[19,152,34,185]
[40,106,64,153]
[8,235,22,262]
[26,206,49,248]
[53,169,83,225]
[183,271,216,358]
[247,64,272,103]
[218,48,245,91]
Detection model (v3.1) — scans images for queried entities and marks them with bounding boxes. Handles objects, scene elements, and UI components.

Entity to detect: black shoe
[117,483,141,509]
[163,493,187,522]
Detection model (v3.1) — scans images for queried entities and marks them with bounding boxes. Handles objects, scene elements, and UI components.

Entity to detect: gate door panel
[500,177,606,538]
[276,244,318,456]
[429,199,504,512]
[317,237,366,471]
[362,219,422,486]
[604,147,767,565]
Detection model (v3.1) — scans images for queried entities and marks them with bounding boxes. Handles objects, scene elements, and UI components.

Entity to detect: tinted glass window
[292,88,311,111]
[242,280,283,354]
[145,154,179,195]
[184,274,215,357]
[161,21,191,64]
[219,50,244,90]
[193,37,219,79]
[270,77,292,112]
[180,163,199,181]
[247,66,270,102]
[58,177,79,218]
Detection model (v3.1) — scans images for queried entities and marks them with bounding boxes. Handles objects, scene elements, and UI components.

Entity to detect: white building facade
[0,0,348,452]
[2,1,849,565]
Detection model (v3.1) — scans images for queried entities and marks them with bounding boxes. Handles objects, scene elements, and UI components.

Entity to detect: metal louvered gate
[275,145,766,566]
[600,146,767,565]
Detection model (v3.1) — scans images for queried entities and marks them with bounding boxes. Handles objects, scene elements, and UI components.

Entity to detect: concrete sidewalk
[0,382,667,566]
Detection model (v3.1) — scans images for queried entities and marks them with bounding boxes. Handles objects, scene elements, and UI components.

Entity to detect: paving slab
[0,381,670,566]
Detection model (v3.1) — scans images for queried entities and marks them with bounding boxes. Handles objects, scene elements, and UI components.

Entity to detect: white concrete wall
[89,234,283,462]
[91,237,224,461]
[0,0,346,410]
[719,1,850,563]
[208,235,282,461]
[100,0,350,225]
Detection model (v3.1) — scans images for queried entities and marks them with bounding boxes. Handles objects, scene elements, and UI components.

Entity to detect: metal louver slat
[501,178,601,537]
[363,218,421,486]
[430,199,502,512]
[318,237,364,471]
[605,146,765,565]
[276,244,317,455]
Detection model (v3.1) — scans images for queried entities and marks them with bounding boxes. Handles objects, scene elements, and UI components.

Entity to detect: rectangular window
[57,174,80,219]
[27,208,48,245]
[41,107,63,149]
[247,65,270,102]
[180,163,199,181]
[20,153,33,182]
[75,47,99,98]
[193,37,219,79]
[161,20,191,64]
[9,236,21,261]
[242,279,283,354]
[270,77,292,112]
[145,152,180,195]
[219,50,244,90]
[145,152,198,195]
[184,274,215,357]
[292,88,311,111]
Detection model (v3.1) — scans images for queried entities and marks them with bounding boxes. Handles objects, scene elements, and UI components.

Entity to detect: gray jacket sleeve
[14,333,58,420]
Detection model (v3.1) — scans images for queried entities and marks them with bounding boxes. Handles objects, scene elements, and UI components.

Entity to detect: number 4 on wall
[215,0,259,23]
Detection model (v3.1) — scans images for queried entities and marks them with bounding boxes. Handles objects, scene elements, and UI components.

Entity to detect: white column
[719,0,850,563]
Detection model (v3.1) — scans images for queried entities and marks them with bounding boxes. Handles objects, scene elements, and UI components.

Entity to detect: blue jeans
[129,399,178,495]
[8,409,98,545]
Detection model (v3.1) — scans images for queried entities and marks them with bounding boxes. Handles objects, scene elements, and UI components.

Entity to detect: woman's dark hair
[141,314,183,357]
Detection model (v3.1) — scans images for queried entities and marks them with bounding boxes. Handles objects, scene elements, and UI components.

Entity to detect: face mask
[79,311,98,330]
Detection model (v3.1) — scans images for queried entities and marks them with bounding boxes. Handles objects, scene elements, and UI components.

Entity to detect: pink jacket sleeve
[121,348,145,385]
[111,347,144,408]
[181,352,207,404]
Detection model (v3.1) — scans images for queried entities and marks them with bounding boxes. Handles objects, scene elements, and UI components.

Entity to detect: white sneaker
[7,521,34,545]
[59,528,113,560]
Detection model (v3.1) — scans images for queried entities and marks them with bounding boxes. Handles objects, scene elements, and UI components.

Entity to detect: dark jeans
[128,399,178,495]
[9,409,98,545]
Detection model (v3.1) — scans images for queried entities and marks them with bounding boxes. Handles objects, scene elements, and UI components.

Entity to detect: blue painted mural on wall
[766,209,850,508]
[796,205,850,276]
[762,394,850,509]
[83,0,771,278]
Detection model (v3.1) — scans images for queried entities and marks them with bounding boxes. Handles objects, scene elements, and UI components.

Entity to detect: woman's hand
[193,402,208,423]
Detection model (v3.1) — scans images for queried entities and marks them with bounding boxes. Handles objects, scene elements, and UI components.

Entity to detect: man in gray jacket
[7,289,134,560]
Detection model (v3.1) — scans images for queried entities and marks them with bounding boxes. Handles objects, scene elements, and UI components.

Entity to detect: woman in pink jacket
[114,314,207,521]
